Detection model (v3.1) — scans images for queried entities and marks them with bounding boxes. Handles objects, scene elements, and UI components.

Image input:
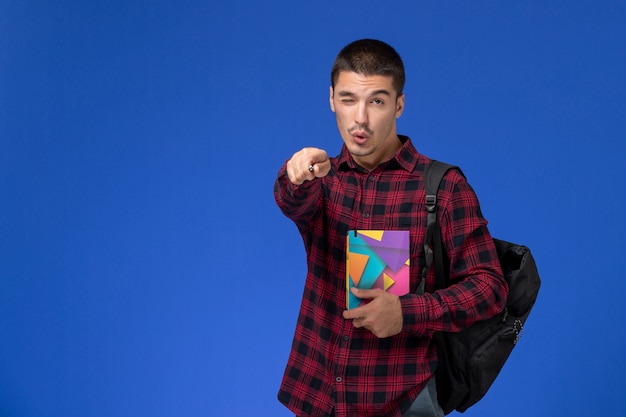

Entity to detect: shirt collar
[337,135,419,173]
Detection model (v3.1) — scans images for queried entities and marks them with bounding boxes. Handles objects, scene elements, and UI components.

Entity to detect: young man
[274,39,508,417]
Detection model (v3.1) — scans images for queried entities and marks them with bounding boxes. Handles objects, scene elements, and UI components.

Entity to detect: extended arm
[274,147,331,229]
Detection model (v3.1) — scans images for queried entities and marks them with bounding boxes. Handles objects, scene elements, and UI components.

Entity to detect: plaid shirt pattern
[274,136,507,417]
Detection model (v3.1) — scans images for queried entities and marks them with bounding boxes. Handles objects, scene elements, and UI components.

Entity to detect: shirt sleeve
[273,162,324,232]
[400,170,508,335]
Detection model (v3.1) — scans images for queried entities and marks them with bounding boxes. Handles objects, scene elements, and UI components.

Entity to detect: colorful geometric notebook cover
[346,230,410,309]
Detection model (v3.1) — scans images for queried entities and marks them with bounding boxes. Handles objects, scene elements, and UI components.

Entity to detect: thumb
[312,157,331,178]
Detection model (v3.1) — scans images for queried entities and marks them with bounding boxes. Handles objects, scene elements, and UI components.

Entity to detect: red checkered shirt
[274,136,507,417]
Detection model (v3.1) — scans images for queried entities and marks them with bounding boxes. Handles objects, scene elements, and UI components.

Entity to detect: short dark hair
[331,39,405,95]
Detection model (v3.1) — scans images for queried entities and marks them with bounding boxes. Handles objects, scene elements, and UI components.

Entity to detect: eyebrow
[337,89,392,98]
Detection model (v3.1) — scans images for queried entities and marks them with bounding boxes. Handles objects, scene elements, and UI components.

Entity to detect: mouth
[350,130,370,145]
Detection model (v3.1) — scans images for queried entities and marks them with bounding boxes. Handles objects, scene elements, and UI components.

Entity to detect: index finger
[342,306,366,320]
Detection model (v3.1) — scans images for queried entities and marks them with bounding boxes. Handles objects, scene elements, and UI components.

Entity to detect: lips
[351,131,369,145]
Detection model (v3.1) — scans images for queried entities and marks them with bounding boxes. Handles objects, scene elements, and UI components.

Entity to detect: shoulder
[434,164,480,210]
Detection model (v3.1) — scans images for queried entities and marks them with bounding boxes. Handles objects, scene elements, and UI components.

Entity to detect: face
[330,71,405,170]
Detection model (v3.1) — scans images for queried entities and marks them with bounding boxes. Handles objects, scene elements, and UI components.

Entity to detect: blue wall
[1,1,625,416]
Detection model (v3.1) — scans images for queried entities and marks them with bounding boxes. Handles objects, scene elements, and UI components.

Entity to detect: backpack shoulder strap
[418,160,460,294]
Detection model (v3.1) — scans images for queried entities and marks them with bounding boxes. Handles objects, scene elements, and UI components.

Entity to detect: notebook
[346,230,411,309]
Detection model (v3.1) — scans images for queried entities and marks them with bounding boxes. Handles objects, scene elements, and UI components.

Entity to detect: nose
[354,101,368,126]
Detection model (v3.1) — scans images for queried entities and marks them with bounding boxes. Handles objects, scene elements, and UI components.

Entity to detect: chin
[348,145,374,158]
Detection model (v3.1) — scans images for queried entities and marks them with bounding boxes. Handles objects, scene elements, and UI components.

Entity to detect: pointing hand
[286,147,331,185]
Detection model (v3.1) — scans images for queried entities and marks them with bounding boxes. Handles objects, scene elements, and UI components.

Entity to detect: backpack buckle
[426,194,437,212]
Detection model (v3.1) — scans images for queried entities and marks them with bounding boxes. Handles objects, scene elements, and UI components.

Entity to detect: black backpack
[419,160,541,415]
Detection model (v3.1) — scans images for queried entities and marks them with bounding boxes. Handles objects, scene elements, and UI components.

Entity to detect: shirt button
[364,213,370,218]
[336,377,343,383]
[368,176,375,182]
[343,335,349,341]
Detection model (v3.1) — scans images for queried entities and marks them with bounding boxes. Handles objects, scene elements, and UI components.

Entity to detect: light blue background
[2,1,625,416]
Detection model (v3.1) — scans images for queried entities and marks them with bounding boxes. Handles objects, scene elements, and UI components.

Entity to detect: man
[274,39,508,417]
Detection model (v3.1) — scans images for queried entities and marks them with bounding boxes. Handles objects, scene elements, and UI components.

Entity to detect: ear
[395,93,405,118]
[329,86,336,113]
